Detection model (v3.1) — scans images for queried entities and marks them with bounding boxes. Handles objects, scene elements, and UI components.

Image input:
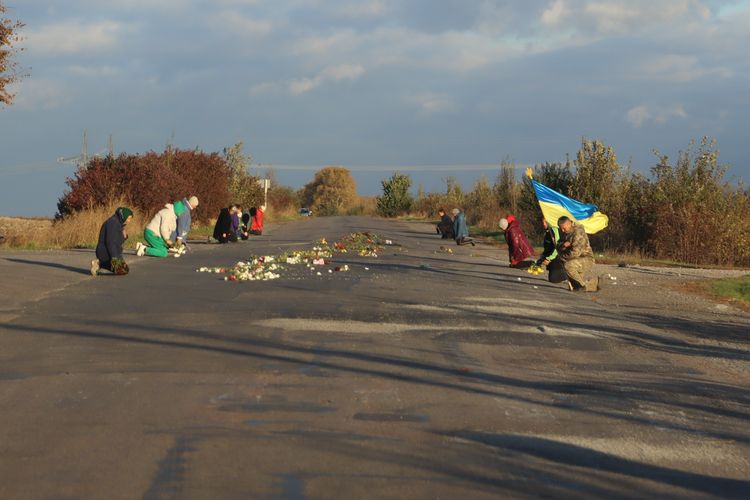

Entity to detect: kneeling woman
[137,201,184,257]
[91,207,133,276]
[537,217,566,283]
[213,204,238,243]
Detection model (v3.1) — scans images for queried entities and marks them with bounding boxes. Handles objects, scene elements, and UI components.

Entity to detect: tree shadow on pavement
[4,313,750,446]
[437,431,750,497]
[3,257,90,276]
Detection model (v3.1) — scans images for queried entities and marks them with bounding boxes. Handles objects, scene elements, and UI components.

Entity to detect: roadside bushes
[390,136,750,267]
[57,149,230,223]
[299,166,357,216]
[376,172,413,217]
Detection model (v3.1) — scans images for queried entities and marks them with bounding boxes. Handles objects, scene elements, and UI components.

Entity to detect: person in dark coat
[213,205,238,244]
[91,207,133,276]
[499,215,534,267]
[240,209,251,240]
[436,208,454,239]
[536,217,566,283]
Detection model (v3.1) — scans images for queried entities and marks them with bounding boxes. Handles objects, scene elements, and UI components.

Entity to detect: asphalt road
[1,216,749,499]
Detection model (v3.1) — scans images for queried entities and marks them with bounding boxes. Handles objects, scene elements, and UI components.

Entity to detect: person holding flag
[526,168,606,291]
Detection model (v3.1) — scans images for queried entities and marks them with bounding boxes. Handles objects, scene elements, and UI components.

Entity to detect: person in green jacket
[136,201,185,258]
[536,217,566,283]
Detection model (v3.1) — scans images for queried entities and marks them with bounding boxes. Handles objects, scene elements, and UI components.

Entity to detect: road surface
[1,216,748,499]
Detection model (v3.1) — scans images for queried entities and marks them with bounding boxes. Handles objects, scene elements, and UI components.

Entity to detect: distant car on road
[299,208,312,217]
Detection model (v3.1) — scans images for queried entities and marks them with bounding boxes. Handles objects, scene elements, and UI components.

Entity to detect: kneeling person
[537,217,566,283]
[137,202,184,257]
[92,207,133,275]
[557,216,598,292]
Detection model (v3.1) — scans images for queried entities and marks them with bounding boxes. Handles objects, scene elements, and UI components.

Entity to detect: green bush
[377,172,413,217]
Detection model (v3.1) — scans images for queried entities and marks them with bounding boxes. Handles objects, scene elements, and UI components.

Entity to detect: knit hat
[451,208,460,216]
[499,218,509,230]
[117,207,133,223]
[188,195,199,208]
[173,201,185,217]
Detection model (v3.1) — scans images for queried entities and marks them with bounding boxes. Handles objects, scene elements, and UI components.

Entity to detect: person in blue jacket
[91,207,133,276]
[175,195,199,246]
[452,208,475,246]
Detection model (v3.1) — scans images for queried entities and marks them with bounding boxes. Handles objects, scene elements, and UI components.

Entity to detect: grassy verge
[673,275,750,312]
[705,275,750,303]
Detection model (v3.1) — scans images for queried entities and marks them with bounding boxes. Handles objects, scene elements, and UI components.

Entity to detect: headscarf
[117,207,133,223]
[173,200,185,217]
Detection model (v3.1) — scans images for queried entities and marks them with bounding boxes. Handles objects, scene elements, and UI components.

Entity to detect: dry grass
[347,196,378,216]
[0,200,147,250]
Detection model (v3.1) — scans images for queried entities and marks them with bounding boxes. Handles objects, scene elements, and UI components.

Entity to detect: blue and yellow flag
[526,168,608,234]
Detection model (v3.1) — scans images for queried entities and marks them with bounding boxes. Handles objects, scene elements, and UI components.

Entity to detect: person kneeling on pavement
[536,216,566,283]
[136,201,185,257]
[212,204,238,244]
[250,205,265,235]
[499,215,534,268]
[452,208,475,246]
[436,207,454,239]
[175,195,199,249]
[557,216,599,292]
[91,207,133,275]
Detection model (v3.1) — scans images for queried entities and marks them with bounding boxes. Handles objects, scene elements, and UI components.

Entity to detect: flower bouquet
[527,264,545,276]
[111,257,129,275]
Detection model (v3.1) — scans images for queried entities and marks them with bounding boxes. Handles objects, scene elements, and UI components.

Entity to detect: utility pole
[81,129,89,166]
[108,134,114,157]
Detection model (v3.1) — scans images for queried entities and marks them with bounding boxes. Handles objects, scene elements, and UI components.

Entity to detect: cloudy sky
[1,0,749,216]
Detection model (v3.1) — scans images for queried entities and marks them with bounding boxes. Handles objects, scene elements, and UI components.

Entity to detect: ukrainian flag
[526,168,608,234]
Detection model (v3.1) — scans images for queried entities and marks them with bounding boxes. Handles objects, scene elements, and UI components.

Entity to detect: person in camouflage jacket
[557,216,599,292]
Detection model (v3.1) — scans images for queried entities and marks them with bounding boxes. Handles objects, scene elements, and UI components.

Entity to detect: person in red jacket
[250,205,265,235]
[499,215,535,267]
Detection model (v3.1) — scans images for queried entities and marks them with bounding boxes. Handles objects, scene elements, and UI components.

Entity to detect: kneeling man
[557,216,599,292]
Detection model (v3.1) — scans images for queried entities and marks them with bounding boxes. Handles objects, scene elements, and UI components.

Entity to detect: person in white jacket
[136,202,185,257]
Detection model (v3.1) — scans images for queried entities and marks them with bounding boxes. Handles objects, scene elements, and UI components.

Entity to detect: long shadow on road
[4,313,749,446]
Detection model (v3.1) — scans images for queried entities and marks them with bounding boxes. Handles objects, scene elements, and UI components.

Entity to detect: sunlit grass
[706,275,750,303]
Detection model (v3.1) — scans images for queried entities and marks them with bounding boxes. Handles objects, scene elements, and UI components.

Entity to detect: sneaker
[136,242,146,257]
[90,259,100,276]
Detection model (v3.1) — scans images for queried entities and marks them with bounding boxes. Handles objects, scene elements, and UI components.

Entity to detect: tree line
[376,137,750,267]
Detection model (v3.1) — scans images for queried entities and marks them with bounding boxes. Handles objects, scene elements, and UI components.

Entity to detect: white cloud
[211,11,273,37]
[288,64,365,95]
[293,27,518,73]
[249,81,279,96]
[542,0,570,26]
[626,104,687,127]
[10,79,72,111]
[337,0,387,18]
[634,54,733,83]
[25,20,130,55]
[404,93,458,114]
[582,0,711,35]
[66,65,122,78]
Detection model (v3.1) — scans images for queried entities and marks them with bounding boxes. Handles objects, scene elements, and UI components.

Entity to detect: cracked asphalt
[1,216,749,499]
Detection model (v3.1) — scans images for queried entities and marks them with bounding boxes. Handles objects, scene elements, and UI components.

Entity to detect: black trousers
[217,233,238,244]
[547,258,566,283]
